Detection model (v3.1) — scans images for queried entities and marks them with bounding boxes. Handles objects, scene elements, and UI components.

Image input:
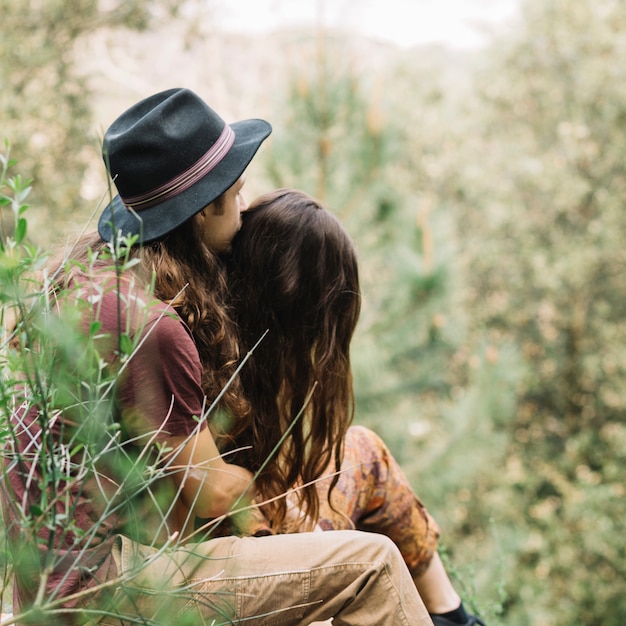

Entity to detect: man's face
[196,174,247,252]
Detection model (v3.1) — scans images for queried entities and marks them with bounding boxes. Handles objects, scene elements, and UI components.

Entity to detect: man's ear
[191,210,206,231]
[199,202,220,217]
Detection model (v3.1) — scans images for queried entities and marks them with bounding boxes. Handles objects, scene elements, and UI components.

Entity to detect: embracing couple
[1,89,485,626]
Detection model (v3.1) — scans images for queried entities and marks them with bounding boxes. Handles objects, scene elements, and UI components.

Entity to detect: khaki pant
[101,530,432,626]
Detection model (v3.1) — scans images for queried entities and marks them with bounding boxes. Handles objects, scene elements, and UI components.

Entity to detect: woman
[1,90,430,625]
[227,188,487,626]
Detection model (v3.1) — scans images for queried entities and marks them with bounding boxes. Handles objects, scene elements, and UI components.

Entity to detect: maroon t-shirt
[1,271,207,620]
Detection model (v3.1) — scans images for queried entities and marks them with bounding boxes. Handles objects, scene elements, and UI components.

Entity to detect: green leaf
[14,216,27,243]
[29,504,42,516]
[120,333,133,355]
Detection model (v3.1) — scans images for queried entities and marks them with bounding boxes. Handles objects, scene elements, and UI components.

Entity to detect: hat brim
[98,118,272,244]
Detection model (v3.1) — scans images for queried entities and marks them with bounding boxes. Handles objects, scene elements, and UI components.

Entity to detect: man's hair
[140,218,248,417]
[49,222,248,421]
[226,189,361,528]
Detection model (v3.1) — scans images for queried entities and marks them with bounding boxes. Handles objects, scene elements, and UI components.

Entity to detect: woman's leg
[98,530,432,626]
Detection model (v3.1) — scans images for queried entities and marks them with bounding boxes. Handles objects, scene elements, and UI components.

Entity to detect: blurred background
[2,0,626,624]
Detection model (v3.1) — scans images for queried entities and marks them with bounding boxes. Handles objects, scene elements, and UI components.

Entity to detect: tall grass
[0,150,273,625]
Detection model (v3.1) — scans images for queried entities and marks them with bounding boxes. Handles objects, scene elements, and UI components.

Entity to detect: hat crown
[103,88,227,201]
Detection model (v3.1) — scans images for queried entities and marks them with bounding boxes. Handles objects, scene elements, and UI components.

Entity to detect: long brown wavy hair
[226,188,361,529]
[47,216,248,419]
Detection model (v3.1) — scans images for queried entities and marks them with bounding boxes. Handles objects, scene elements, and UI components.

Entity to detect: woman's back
[226,188,361,528]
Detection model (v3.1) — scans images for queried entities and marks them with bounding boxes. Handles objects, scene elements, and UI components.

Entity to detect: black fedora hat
[98,88,272,243]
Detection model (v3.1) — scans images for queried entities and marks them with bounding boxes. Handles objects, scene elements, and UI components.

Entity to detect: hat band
[120,125,236,211]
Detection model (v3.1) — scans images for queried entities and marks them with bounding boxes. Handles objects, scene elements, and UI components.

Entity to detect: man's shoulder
[68,270,186,339]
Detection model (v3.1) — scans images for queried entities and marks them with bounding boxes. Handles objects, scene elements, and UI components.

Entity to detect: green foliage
[266,4,626,623]
[0,0,180,241]
[263,34,514,622]
[264,33,460,453]
[0,154,260,624]
[4,1,626,622]
[264,34,402,225]
[427,1,626,623]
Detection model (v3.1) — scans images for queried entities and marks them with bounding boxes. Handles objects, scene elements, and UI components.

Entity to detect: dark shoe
[431,613,487,626]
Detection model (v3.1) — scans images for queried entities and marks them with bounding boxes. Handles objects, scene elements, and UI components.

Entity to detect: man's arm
[167,426,256,520]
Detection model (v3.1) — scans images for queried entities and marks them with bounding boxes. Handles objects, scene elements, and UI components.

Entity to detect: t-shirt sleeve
[120,308,207,441]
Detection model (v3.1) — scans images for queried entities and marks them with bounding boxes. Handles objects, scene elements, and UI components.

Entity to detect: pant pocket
[234,570,310,625]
